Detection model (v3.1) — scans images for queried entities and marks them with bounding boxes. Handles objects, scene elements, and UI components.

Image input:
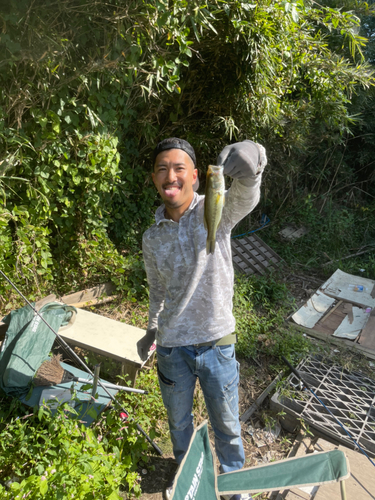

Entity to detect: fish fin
[206,239,215,255]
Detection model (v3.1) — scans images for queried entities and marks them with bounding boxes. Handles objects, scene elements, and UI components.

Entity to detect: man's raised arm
[219,140,267,229]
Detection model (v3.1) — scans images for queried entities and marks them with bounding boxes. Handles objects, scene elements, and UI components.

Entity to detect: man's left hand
[217,140,267,179]
[137,328,157,361]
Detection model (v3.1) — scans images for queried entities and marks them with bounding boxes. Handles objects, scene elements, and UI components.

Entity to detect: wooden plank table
[59,308,153,384]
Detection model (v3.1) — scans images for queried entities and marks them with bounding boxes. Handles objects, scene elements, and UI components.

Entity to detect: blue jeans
[156,343,245,473]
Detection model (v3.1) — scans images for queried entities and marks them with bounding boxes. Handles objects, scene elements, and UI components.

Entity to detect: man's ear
[192,169,199,192]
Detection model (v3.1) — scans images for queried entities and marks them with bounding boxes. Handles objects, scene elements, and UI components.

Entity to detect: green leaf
[87,407,98,419]
[38,117,48,129]
[108,490,121,500]
[39,478,48,495]
[38,407,44,421]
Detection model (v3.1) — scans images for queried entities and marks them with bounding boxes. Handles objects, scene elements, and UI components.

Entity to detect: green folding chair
[169,421,350,500]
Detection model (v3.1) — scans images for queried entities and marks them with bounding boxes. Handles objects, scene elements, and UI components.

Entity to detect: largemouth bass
[204,165,225,255]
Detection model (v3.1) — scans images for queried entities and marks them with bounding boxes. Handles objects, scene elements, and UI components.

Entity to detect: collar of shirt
[154,192,200,225]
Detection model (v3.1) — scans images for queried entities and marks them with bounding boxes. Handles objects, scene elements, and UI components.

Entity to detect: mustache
[162,182,181,189]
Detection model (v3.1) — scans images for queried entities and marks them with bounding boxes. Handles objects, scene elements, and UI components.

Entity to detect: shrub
[0,398,148,499]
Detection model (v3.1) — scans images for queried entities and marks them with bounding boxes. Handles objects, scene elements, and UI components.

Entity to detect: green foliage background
[0,0,374,303]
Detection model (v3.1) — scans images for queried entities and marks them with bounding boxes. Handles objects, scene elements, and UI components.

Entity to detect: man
[138,137,266,500]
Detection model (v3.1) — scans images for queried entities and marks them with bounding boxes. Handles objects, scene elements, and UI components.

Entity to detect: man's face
[152,149,198,213]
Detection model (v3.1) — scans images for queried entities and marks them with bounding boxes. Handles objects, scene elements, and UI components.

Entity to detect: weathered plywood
[289,269,375,356]
[312,301,346,336]
[358,309,375,351]
[61,282,116,306]
[289,323,375,361]
[320,269,375,308]
[332,307,369,340]
[292,292,336,329]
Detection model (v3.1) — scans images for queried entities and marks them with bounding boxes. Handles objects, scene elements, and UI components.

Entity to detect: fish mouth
[208,165,224,174]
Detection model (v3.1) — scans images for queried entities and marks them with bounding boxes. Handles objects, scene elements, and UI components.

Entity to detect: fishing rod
[282,356,375,467]
[0,269,162,455]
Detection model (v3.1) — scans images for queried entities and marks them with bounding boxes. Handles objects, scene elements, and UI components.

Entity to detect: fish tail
[206,238,216,255]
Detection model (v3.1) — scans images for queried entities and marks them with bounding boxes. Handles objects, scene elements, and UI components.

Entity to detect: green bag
[0,302,76,397]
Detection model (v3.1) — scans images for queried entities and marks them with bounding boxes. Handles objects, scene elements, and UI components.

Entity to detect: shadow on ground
[137,455,178,499]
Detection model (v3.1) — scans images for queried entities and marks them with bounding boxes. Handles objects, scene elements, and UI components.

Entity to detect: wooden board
[358,309,375,351]
[320,269,375,308]
[291,292,336,329]
[332,306,369,340]
[289,323,375,361]
[313,301,350,336]
[240,372,283,422]
[60,308,146,365]
[61,282,116,306]
[231,234,282,276]
[291,295,375,356]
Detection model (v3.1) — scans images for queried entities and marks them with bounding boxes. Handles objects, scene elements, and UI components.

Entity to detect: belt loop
[212,341,216,349]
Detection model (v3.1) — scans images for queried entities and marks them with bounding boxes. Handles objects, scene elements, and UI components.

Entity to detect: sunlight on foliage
[0,398,147,498]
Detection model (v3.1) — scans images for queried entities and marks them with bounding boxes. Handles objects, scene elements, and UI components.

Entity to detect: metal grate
[274,357,375,455]
[231,234,282,276]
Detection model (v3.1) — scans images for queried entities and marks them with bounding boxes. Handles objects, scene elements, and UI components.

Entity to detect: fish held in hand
[204,165,225,255]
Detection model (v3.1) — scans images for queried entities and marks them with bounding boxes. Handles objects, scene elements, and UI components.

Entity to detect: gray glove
[217,140,267,179]
[136,328,157,361]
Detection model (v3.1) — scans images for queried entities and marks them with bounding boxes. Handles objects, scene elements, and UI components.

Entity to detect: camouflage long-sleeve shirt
[142,174,263,347]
